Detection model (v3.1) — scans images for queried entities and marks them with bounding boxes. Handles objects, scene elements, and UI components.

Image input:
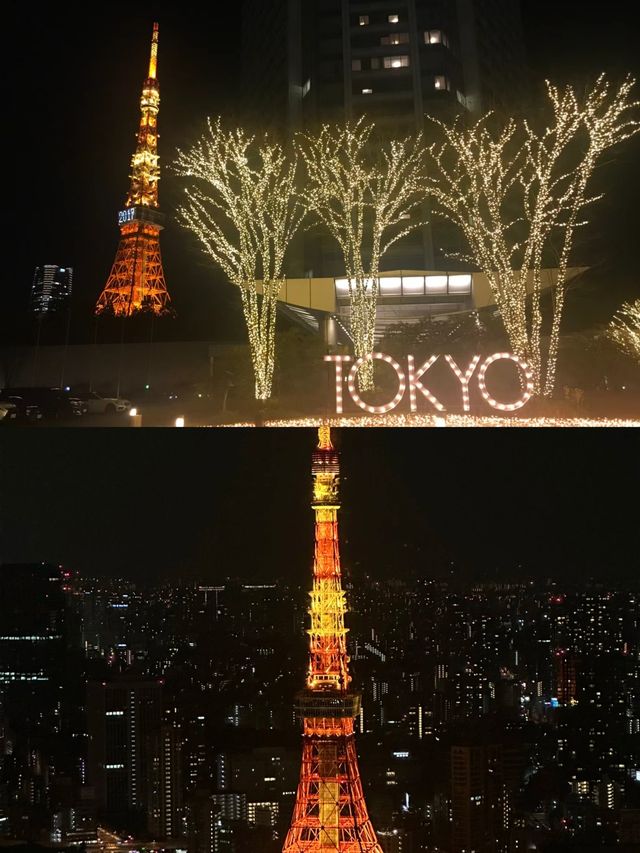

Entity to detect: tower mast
[95,22,171,317]
[283,428,382,853]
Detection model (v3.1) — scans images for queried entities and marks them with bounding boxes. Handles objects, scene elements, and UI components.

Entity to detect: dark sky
[1,428,638,585]
[6,2,640,343]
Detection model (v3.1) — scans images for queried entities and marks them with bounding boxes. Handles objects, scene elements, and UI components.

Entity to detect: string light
[174,120,305,400]
[225,415,640,429]
[607,298,640,364]
[425,76,640,397]
[297,120,427,391]
[477,353,534,412]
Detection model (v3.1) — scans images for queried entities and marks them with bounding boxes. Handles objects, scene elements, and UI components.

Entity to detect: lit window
[379,277,402,295]
[434,75,449,90]
[425,276,448,294]
[425,30,448,46]
[381,33,409,45]
[388,14,399,24]
[384,55,410,69]
[403,276,425,295]
[448,274,472,294]
[359,15,369,26]
[362,88,373,95]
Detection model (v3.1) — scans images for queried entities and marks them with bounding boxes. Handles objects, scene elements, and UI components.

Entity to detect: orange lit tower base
[96,23,171,317]
[283,428,382,853]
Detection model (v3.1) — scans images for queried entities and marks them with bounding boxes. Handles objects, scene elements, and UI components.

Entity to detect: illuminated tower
[283,428,382,853]
[95,23,171,317]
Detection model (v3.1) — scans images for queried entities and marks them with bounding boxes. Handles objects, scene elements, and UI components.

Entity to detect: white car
[82,392,131,415]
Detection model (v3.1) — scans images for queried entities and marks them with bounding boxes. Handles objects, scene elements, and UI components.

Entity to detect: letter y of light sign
[445,355,482,413]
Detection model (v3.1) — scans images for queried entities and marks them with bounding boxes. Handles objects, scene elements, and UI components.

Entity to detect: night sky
[2,8,639,586]
[6,2,640,343]
[0,429,638,585]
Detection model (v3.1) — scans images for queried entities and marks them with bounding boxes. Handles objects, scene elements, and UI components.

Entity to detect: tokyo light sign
[325,353,535,415]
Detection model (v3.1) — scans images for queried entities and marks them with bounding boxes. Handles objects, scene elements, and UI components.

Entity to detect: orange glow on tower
[95,22,171,317]
[283,428,382,853]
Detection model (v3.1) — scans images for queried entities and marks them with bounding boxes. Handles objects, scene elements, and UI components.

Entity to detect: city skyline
[1,429,638,583]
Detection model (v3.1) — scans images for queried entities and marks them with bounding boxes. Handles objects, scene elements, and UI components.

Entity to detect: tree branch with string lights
[608,298,640,365]
[175,120,305,401]
[297,120,427,391]
[426,76,639,397]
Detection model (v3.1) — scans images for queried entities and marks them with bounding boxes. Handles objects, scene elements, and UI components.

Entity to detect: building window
[352,59,362,72]
[425,30,449,47]
[362,88,373,95]
[434,75,450,91]
[381,33,410,45]
[384,55,410,69]
[388,14,399,24]
[359,15,369,26]
[371,57,380,70]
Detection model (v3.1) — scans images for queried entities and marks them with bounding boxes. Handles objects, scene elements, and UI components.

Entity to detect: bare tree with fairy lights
[608,298,640,365]
[426,76,639,397]
[175,120,305,401]
[297,120,427,392]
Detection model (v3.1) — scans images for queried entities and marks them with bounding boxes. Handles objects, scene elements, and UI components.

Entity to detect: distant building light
[362,88,373,95]
[388,14,399,24]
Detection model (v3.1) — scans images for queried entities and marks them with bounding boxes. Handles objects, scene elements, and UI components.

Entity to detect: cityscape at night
[2,1,639,852]
[1,428,639,852]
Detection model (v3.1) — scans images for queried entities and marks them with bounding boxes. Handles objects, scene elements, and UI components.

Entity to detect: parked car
[0,402,18,423]
[79,391,131,415]
[1,388,87,420]
[0,394,42,423]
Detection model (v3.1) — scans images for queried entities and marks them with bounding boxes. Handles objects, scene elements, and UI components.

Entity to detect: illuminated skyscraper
[283,428,382,853]
[87,678,162,827]
[95,23,171,317]
[242,0,527,134]
[30,265,73,316]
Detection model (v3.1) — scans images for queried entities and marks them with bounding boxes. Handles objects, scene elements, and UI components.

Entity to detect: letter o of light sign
[348,354,406,414]
[478,353,534,412]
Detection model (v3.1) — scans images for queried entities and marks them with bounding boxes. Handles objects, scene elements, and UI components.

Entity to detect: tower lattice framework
[95,22,171,317]
[283,427,382,853]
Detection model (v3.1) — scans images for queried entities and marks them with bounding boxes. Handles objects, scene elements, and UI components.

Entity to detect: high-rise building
[86,678,163,830]
[30,266,73,316]
[148,723,184,839]
[242,0,527,297]
[0,563,72,735]
[242,0,527,135]
[451,740,522,853]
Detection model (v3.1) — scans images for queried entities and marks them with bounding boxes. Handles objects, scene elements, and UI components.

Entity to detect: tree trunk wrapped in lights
[426,76,639,397]
[608,298,640,365]
[297,121,427,391]
[175,120,305,401]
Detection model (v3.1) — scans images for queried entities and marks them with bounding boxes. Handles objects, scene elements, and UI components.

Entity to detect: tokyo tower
[283,428,382,853]
[95,23,171,317]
